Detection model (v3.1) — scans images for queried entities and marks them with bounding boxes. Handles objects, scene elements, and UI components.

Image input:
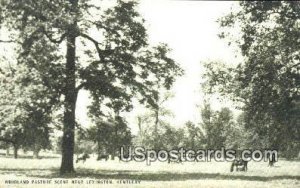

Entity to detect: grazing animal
[168,155,182,164]
[230,158,248,172]
[76,153,90,163]
[268,155,276,167]
[97,154,109,161]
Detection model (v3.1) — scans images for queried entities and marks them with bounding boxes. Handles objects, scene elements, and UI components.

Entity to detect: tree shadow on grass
[0,153,60,159]
[0,168,299,182]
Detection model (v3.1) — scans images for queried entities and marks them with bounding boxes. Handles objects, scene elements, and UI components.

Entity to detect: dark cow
[76,153,90,163]
[97,154,109,161]
[168,155,183,164]
[230,158,248,172]
[268,155,276,167]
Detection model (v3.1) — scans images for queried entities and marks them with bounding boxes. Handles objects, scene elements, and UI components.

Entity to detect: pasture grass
[0,152,299,188]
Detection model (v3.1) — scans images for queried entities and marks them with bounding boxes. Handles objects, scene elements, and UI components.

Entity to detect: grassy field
[0,152,299,188]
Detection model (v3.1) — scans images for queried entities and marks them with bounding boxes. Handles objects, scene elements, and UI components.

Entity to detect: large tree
[87,115,132,158]
[134,91,176,150]
[183,121,202,150]
[203,2,300,155]
[199,102,234,150]
[0,0,183,174]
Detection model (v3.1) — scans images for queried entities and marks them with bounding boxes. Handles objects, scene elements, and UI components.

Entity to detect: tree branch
[0,40,17,43]
[290,62,300,69]
[81,33,115,56]
[0,137,15,144]
[21,27,44,56]
[42,27,67,44]
[76,82,86,92]
[79,33,104,60]
[87,20,121,37]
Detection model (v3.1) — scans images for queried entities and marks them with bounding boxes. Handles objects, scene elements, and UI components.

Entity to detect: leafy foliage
[203,2,300,156]
[0,64,55,157]
[87,115,132,156]
[182,121,202,150]
[134,91,177,150]
[199,102,235,149]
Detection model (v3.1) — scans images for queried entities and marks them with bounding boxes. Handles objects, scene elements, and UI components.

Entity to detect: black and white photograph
[0,0,299,187]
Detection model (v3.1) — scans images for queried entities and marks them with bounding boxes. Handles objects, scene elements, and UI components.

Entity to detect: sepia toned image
[0,0,299,187]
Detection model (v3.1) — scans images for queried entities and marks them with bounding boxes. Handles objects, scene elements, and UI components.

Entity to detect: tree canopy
[0,64,55,158]
[203,1,300,155]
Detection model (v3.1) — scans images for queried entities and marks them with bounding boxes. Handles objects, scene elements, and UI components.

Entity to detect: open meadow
[0,152,299,188]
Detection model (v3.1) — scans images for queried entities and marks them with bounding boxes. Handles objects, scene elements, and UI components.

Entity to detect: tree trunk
[6,147,10,157]
[154,110,159,135]
[154,109,159,151]
[60,21,78,174]
[5,143,10,156]
[13,144,18,159]
[33,144,40,159]
[111,145,115,160]
[191,136,195,150]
